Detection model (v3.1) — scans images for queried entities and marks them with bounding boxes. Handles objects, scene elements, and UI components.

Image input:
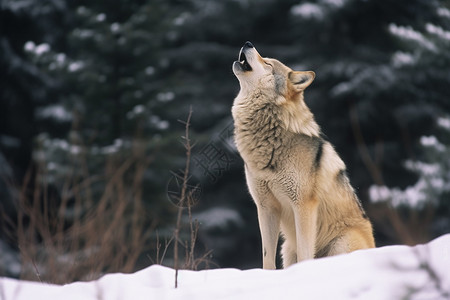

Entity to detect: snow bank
[1,234,449,299]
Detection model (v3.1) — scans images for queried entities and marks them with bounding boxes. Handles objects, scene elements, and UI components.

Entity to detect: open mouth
[238,49,252,72]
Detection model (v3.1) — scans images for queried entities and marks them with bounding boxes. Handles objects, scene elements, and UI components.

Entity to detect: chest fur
[233,102,290,171]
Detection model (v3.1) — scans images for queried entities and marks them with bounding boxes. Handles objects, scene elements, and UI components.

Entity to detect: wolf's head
[232,41,315,101]
[232,42,319,137]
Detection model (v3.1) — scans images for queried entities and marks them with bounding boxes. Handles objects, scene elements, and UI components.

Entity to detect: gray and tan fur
[231,42,375,269]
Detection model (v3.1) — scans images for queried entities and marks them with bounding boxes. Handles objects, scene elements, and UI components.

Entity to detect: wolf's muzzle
[234,41,254,72]
[243,41,254,49]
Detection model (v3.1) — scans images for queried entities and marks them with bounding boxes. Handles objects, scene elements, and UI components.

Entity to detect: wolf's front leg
[246,171,281,269]
[293,197,319,262]
[256,202,281,269]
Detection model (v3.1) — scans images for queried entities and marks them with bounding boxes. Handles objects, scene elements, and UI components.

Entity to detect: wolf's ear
[289,71,315,92]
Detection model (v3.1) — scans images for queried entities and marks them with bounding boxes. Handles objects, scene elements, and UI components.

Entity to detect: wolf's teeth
[241,60,245,64]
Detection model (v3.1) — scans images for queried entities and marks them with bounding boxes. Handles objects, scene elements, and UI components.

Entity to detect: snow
[291,3,324,20]
[157,92,175,102]
[77,6,88,16]
[331,66,395,97]
[369,181,429,208]
[174,13,190,26]
[426,23,450,42]
[24,42,50,56]
[290,0,347,19]
[389,24,436,52]
[149,115,170,130]
[438,117,450,130]
[24,41,35,52]
[110,23,120,33]
[74,29,94,39]
[68,62,84,72]
[405,161,440,176]
[2,234,450,299]
[126,105,146,119]
[322,0,347,8]
[145,66,155,75]
[36,105,72,122]
[369,115,450,209]
[55,53,66,64]
[368,185,391,203]
[35,44,50,55]
[438,7,450,19]
[96,13,106,22]
[99,139,124,155]
[194,207,243,230]
[420,136,445,152]
[392,51,415,67]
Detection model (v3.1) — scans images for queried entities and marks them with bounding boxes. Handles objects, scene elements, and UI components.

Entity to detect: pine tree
[288,0,450,192]
[369,115,450,239]
[26,1,195,205]
[367,0,450,233]
[0,0,70,220]
[3,0,450,270]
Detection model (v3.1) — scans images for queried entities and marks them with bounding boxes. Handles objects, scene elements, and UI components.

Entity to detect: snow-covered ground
[1,234,449,300]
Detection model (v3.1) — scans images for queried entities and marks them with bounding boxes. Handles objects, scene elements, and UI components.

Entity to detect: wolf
[231,42,375,269]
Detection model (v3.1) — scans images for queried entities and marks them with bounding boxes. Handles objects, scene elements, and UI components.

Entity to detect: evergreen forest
[1,0,449,282]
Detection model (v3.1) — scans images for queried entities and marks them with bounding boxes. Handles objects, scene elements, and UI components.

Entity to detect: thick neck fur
[232,88,320,170]
[279,93,320,137]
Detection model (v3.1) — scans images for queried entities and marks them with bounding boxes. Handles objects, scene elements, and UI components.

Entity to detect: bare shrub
[172,108,214,288]
[0,111,215,286]
[1,139,156,284]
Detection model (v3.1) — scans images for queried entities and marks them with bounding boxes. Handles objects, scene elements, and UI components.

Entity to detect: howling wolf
[232,42,375,269]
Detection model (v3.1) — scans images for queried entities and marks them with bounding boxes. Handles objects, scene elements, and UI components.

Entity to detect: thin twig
[174,106,193,288]
[31,259,42,283]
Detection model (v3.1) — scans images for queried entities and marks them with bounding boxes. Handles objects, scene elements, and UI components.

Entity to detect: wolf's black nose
[244,41,254,48]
